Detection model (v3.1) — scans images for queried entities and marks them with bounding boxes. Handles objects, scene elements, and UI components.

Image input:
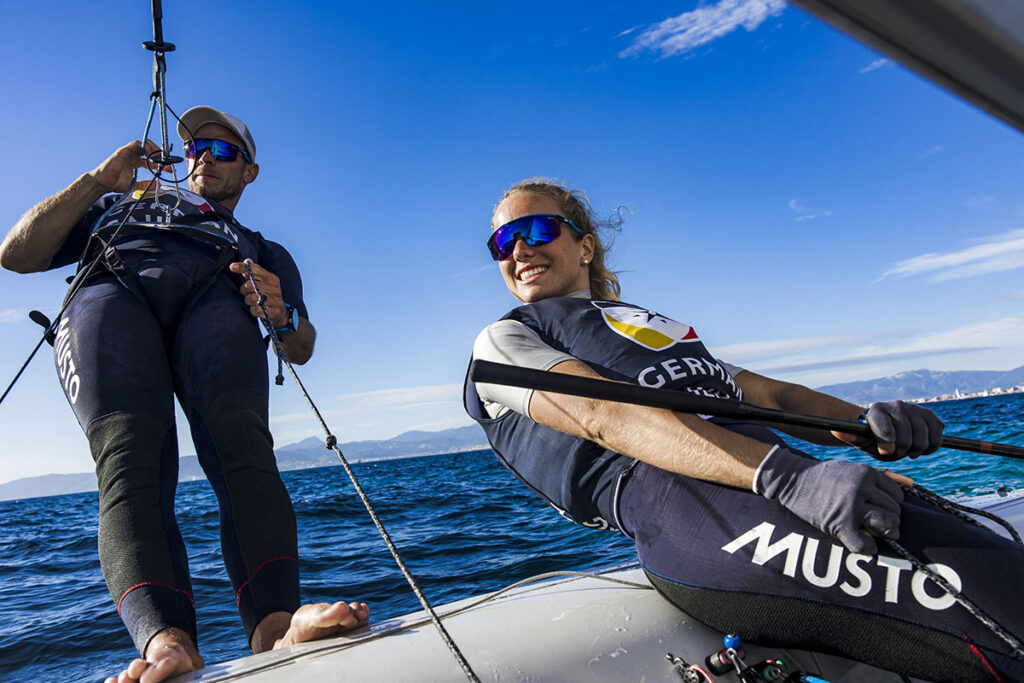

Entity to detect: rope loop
[891,484,1024,658]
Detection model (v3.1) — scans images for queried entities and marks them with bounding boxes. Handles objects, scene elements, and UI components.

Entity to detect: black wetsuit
[49,187,307,652]
[465,296,1024,682]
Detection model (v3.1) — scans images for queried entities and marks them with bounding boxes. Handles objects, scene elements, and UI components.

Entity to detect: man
[0,106,367,682]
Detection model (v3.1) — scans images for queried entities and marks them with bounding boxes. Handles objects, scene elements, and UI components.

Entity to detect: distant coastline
[0,425,490,502]
[910,385,1024,404]
[6,365,1024,501]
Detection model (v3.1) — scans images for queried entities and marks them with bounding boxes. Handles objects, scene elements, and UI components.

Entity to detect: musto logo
[723,522,962,610]
[593,302,698,351]
[54,317,81,404]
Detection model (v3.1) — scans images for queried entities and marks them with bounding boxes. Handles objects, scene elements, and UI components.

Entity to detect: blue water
[1,393,1022,682]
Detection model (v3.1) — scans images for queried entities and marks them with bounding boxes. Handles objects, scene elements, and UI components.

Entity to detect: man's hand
[2,140,165,274]
[230,259,288,328]
[228,259,315,364]
[832,401,944,462]
[88,140,161,194]
[756,447,906,554]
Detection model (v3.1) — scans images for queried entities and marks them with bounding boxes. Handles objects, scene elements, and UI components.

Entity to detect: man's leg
[58,278,202,676]
[174,278,368,650]
[174,279,302,642]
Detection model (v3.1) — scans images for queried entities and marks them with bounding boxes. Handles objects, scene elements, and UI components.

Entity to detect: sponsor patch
[593,302,699,351]
[722,521,962,610]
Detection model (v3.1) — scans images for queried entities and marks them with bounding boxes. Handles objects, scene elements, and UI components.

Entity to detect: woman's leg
[618,461,1024,682]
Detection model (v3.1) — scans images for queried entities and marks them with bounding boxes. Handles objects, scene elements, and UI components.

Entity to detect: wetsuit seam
[642,566,976,640]
[117,581,194,616]
[235,556,299,607]
[84,409,138,432]
[964,638,1006,682]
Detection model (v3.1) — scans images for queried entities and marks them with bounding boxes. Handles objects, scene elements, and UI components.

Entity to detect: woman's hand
[833,401,944,461]
[756,447,905,555]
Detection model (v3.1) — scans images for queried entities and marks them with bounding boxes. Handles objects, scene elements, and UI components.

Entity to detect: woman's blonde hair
[496,178,622,301]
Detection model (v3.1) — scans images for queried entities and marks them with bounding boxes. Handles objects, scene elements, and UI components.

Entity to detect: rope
[0,166,161,408]
[0,7,182,408]
[884,484,1024,659]
[243,262,480,682]
[885,536,1024,657]
[911,484,1022,544]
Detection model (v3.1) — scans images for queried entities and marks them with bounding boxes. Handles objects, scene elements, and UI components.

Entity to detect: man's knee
[87,412,173,511]
[197,391,276,473]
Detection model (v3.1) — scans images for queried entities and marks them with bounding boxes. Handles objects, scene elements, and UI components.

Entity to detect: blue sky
[2,0,1023,484]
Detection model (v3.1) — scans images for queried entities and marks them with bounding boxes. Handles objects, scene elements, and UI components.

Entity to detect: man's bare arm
[0,140,158,273]
[277,317,316,365]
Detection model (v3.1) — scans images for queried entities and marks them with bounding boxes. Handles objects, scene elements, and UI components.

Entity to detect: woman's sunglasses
[184,138,253,164]
[487,214,582,261]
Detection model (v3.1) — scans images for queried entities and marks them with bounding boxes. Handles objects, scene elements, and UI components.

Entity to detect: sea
[1,393,1023,682]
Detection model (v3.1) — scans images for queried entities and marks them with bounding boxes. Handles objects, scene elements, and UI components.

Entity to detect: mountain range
[817,366,1024,404]
[4,365,1023,501]
[0,425,490,501]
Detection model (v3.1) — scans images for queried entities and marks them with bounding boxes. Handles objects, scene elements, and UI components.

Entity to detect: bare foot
[252,602,369,652]
[104,627,203,683]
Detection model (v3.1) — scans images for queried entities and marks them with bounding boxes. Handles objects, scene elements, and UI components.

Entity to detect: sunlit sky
[2,0,1023,484]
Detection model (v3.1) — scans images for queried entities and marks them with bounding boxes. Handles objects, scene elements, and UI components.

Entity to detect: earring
[582,259,589,265]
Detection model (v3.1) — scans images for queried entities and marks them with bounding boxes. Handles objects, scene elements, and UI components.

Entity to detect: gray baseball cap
[177,106,256,161]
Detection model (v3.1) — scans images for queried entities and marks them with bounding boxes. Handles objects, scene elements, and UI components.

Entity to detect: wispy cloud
[918,145,942,159]
[878,229,1024,282]
[788,198,832,222]
[713,316,1024,378]
[763,346,992,374]
[271,384,462,425]
[858,58,889,74]
[0,309,27,324]
[1004,291,1024,300]
[711,332,887,362]
[963,194,995,207]
[452,264,495,277]
[616,26,640,38]
[620,0,786,59]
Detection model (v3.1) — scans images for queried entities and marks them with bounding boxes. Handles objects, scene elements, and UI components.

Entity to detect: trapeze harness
[65,180,259,310]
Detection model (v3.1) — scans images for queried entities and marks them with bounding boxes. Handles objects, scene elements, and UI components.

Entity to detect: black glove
[756,447,904,554]
[853,401,944,462]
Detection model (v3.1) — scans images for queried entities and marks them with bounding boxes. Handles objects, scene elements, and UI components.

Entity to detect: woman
[464,179,1024,682]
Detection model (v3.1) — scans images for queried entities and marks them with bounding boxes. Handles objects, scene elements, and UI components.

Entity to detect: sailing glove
[855,401,945,462]
[756,447,904,555]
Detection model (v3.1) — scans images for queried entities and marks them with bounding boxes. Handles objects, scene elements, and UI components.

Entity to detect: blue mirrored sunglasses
[184,138,253,163]
[487,214,582,261]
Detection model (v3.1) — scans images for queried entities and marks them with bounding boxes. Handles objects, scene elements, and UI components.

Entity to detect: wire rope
[243,262,480,681]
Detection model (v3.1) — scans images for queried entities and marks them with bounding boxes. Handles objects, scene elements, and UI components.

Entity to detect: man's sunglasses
[184,138,253,164]
[487,214,582,261]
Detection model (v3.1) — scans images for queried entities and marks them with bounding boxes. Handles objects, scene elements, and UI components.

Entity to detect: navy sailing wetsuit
[465,296,1024,683]
[49,185,307,653]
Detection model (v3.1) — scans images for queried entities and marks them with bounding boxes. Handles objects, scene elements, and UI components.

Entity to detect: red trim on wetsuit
[965,638,1006,682]
[117,582,195,616]
[235,556,299,607]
